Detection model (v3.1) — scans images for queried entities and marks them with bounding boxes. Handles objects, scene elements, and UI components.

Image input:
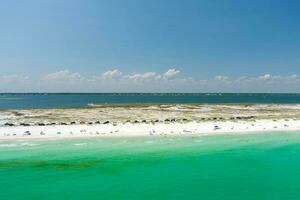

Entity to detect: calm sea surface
[1,132,300,200]
[0,93,300,109]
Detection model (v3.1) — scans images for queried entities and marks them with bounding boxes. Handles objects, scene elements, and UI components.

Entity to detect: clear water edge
[1,131,300,199]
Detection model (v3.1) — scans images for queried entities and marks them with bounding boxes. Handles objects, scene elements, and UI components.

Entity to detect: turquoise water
[1,132,300,199]
[1,93,300,109]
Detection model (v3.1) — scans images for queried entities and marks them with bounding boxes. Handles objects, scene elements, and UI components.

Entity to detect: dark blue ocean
[0,93,300,109]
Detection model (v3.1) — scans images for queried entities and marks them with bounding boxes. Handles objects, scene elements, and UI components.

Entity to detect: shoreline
[1,119,300,140]
[1,104,300,140]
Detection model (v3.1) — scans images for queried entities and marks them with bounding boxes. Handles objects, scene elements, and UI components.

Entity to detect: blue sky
[0,0,300,92]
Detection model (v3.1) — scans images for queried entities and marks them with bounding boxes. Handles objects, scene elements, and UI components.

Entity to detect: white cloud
[288,74,299,79]
[258,74,272,81]
[42,70,82,81]
[101,69,122,79]
[95,68,180,82]
[235,74,300,84]
[127,68,180,81]
[128,72,161,80]
[286,74,300,83]
[215,75,229,81]
[163,68,180,79]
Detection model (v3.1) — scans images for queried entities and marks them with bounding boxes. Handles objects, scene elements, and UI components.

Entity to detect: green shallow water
[1,132,300,200]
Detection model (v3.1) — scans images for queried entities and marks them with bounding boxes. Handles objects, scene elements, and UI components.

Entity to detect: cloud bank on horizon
[0,68,299,93]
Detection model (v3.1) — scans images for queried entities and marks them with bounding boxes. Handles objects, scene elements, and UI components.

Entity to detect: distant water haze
[0,93,300,109]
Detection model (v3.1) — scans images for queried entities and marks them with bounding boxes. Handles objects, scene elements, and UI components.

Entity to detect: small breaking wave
[73,143,87,146]
[0,142,39,148]
[20,142,39,147]
[0,143,18,148]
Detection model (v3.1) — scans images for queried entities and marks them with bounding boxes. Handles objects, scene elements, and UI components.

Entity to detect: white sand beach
[1,119,300,140]
[1,104,300,140]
